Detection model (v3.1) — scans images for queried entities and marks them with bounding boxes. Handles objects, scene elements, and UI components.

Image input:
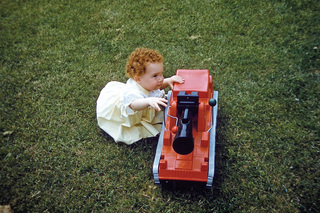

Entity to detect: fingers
[170,76,185,89]
[175,76,185,84]
[155,98,167,111]
[150,98,167,111]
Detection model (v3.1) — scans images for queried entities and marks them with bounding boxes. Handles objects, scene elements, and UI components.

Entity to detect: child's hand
[130,97,167,111]
[167,75,185,89]
[147,97,168,111]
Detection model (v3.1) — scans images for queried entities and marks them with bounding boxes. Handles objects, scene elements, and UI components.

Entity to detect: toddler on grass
[96,48,184,144]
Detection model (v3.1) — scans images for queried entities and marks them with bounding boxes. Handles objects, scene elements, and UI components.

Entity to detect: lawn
[1,0,319,212]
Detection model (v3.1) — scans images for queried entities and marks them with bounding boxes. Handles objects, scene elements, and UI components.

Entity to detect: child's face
[135,63,164,91]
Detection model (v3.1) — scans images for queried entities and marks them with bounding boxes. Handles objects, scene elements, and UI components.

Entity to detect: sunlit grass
[1,0,319,212]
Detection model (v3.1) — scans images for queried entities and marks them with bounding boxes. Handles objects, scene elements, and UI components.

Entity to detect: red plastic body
[158,69,213,182]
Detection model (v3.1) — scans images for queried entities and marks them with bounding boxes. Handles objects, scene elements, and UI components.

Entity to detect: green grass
[1,0,319,212]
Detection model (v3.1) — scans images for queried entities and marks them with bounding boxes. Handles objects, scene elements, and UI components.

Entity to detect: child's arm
[130,97,168,112]
[161,75,185,90]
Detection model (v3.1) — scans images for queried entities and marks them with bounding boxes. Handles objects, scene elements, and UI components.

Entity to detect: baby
[96,48,184,144]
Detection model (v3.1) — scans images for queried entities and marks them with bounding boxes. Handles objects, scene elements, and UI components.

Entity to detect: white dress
[96,78,165,144]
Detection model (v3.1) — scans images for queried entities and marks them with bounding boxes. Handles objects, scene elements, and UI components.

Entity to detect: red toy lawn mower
[153,69,218,188]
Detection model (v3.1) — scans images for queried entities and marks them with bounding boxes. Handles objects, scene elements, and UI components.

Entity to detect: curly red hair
[126,48,164,78]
